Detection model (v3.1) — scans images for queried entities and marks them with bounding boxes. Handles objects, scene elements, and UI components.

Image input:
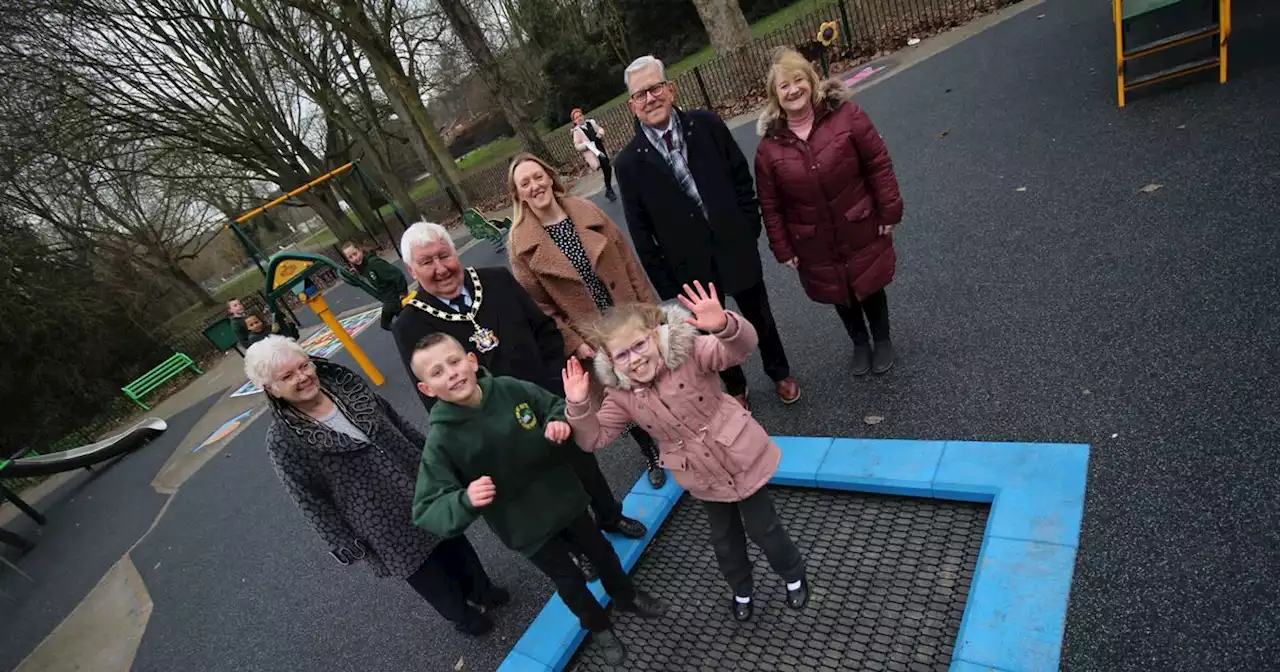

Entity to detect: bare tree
[3,141,227,305]
[281,0,472,209]
[235,1,425,224]
[2,0,368,243]
[436,0,551,160]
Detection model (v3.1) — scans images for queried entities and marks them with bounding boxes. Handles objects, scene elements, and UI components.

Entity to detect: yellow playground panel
[1113,0,1231,107]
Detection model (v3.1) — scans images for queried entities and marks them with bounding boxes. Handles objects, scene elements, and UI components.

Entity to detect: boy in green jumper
[342,241,408,331]
[410,333,668,665]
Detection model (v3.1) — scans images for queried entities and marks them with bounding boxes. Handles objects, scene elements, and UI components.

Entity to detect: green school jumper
[412,370,589,557]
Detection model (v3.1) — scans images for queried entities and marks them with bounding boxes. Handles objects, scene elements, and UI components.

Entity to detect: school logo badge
[514,402,537,430]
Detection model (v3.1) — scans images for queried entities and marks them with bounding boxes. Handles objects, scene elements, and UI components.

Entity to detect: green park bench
[122,353,203,410]
[462,208,511,252]
[1112,0,1231,107]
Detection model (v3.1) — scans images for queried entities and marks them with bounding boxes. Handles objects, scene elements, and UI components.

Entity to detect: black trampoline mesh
[569,487,988,671]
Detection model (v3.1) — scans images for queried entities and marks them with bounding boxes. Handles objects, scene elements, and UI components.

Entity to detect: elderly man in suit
[612,55,801,409]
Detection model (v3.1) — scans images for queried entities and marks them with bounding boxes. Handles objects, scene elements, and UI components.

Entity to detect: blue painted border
[499,437,1090,672]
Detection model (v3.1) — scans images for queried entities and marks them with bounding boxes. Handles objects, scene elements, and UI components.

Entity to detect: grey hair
[244,335,308,391]
[399,221,454,261]
[623,55,666,90]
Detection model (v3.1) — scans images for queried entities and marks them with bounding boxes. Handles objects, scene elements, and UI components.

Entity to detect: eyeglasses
[277,359,315,384]
[611,331,655,364]
[629,81,670,104]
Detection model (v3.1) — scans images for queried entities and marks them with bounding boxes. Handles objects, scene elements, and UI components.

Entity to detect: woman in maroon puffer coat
[755,48,904,375]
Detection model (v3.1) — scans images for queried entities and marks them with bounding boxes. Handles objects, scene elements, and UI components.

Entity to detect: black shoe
[605,189,618,202]
[647,465,667,489]
[594,629,627,665]
[454,608,494,636]
[786,577,809,609]
[572,552,599,582]
[600,516,648,540]
[618,590,670,618]
[474,586,510,609]
[871,340,895,375]
[852,343,872,376]
[732,597,753,622]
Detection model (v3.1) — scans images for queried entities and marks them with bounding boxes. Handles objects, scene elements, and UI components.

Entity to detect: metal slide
[4,418,168,479]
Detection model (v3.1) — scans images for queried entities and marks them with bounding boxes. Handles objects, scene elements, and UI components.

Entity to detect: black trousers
[702,489,805,598]
[567,447,626,526]
[834,289,890,345]
[380,301,403,331]
[719,280,792,396]
[529,511,637,632]
[630,426,659,468]
[404,535,495,624]
[598,152,614,194]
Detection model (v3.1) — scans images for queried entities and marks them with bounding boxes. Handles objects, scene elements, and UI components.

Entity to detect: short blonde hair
[762,47,825,122]
[506,153,567,226]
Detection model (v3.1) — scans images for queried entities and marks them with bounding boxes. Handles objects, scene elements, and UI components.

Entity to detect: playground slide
[4,418,168,479]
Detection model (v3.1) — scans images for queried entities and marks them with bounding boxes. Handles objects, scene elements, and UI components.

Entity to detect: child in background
[410,333,669,665]
[244,314,270,345]
[563,282,808,623]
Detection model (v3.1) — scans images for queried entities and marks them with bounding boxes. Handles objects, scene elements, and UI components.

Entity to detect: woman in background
[570,108,617,202]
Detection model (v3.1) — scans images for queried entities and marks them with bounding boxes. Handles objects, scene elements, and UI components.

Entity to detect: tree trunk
[370,58,471,209]
[436,0,553,162]
[691,0,753,54]
[166,258,216,306]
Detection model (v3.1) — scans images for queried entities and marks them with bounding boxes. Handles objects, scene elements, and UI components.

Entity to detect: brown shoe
[776,377,801,405]
[733,392,750,410]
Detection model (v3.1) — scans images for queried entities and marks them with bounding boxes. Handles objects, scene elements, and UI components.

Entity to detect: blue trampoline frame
[499,437,1090,672]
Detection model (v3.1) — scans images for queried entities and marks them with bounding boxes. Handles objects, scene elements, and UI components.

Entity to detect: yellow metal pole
[1219,0,1230,83]
[235,163,356,224]
[1114,0,1126,108]
[303,293,385,386]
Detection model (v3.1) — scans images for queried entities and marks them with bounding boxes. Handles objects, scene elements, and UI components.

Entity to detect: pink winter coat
[565,306,781,503]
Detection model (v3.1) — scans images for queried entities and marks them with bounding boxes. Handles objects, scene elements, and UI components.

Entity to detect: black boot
[618,590,670,618]
[871,340,895,375]
[572,552,599,582]
[454,607,494,636]
[786,576,809,609]
[647,465,667,489]
[852,343,872,376]
[605,189,618,202]
[594,629,627,665]
[473,586,510,610]
[600,515,648,540]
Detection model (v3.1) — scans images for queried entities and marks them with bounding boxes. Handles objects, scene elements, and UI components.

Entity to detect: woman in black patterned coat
[247,336,507,636]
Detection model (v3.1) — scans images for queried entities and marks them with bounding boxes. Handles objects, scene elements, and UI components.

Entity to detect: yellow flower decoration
[817,21,840,47]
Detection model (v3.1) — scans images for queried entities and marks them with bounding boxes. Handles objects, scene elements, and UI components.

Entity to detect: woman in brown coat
[506,153,665,488]
[755,48,904,376]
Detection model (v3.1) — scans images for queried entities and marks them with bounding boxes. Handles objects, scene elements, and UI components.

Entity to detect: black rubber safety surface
[569,487,988,672]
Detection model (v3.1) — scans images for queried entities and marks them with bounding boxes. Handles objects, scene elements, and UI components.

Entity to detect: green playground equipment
[262,251,385,384]
[122,353,203,410]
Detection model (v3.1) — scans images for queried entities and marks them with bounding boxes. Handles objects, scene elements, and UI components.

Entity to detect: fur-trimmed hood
[756,78,849,137]
[592,303,696,390]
